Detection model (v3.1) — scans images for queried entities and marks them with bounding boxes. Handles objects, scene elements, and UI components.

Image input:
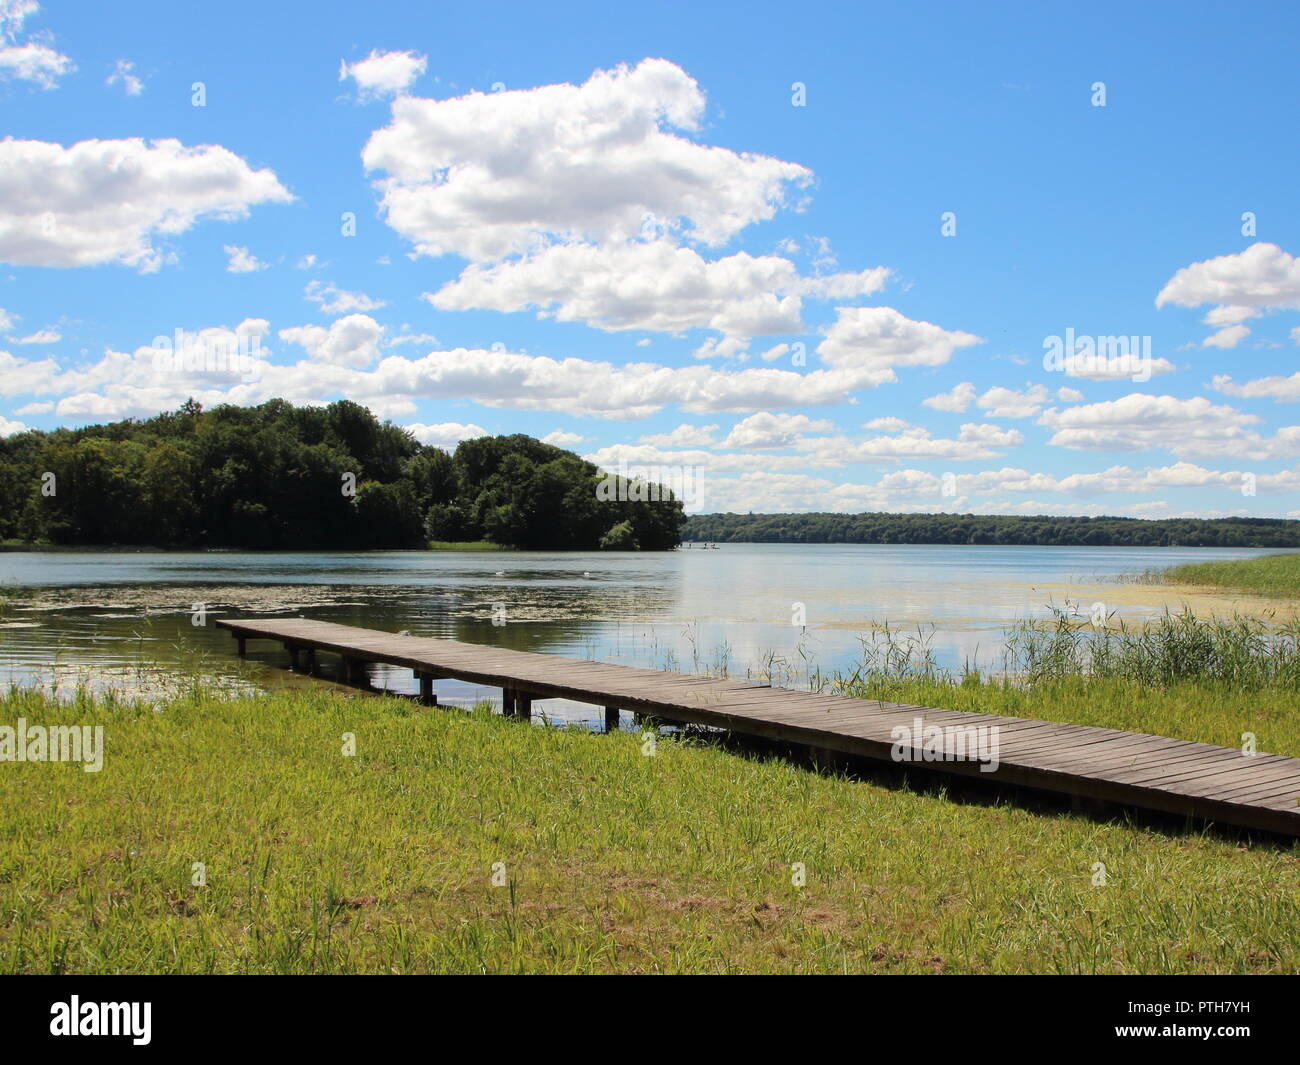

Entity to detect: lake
[1,544,1293,727]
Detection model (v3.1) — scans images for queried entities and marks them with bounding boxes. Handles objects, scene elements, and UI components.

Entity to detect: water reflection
[1,544,1292,727]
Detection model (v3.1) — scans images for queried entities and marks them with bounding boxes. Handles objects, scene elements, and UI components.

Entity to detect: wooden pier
[216,617,1300,838]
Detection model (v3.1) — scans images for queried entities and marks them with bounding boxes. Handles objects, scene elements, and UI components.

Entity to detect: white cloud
[362,58,811,261]
[0,40,70,87]
[278,314,384,368]
[403,421,488,449]
[1057,386,1083,402]
[631,459,1300,516]
[1060,353,1177,380]
[0,414,26,435]
[427,239,888,347]
[1038,393,1300,459]
[722,412,835,449]
[1202,323,1250,349]
[1211,372,1300,403]
[385,331,439,349]
[638,423,719,447]
[975,384,1049,419]
[1156,243,1300,345]
[0,3,72,89]
[1158,243,1300,314]
[817,307,981,376]
[106,58,143,96]
[541,429,585,447]
[862,416,909,432]
[0,333,942,423]
[304,280,386,314]
[12,328,58,344]
[0,138,292,271]
[923,382,1052,417]
[224,245,267,273]
[339,49,426,101]
[922,381,976,412]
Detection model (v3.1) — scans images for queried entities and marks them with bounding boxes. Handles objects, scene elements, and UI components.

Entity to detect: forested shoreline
[0,399,684,550]
[683,511,1300,548]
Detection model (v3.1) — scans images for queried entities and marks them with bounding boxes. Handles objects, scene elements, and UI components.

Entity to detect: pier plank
[216,617,1300,837]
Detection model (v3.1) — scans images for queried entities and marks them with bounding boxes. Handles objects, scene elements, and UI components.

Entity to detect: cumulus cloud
[817,307,981,375]
[224,245,267,273]
[721,411,835,449]
[0,1,72,89]
[0,329,965,425]
[862,416,909,432]
[304,280,386,314]
[403,420,487,449]
[638,423,719,447]
[339,49,427,101]
[541,429,585,447]
[1156,242,1300,346]
[1211,372,1300,403]
[427,239,888,348]
[0,138,292,271]
[922,381,976,412]
[642,458,1300,516]
[1059,353,1177,380]
[278,314,384,369]
[975,384,1049,419]
[1038,393,1300,459]
[362,58,811,261]
[923,382,1051,417]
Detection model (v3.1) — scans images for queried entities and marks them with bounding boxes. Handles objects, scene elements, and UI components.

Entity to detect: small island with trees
[0,399,684,551]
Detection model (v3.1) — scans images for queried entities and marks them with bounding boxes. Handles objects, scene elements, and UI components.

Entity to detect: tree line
[682,511,1300,548]
[0,399,685,550]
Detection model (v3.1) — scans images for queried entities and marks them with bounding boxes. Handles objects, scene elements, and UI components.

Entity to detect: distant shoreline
[682,511,1300,549]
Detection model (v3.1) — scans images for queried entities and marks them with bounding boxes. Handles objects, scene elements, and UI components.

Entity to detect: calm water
[0,544,1290,726]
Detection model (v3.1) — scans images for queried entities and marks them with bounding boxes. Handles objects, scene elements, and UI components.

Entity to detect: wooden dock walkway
[216,617,1300,837]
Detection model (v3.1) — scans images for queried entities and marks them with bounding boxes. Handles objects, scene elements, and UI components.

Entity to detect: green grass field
[3,667,1299,974]
[1143,551,1300,598]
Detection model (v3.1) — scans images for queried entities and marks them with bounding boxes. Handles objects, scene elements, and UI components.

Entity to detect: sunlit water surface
[1,544,1292,727]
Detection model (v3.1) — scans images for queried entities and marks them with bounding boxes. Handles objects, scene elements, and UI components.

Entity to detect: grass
[425,540,513,552]
[3,670,1300,974]
[1138,551,1300,598]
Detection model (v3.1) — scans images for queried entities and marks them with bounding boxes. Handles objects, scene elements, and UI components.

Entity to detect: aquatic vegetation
[1136,551,1300,598]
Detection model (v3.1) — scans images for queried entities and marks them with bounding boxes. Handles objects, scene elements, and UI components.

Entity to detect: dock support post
[236,636,246,658]
[502,687,516,716]
[286,644,300,672]
[516,693,532,721]
[305,648,318,675]
[604,706,619,733]
[417,672,437,706]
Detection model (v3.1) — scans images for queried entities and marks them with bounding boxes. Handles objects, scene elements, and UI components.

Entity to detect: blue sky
[2,0,1299,517]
